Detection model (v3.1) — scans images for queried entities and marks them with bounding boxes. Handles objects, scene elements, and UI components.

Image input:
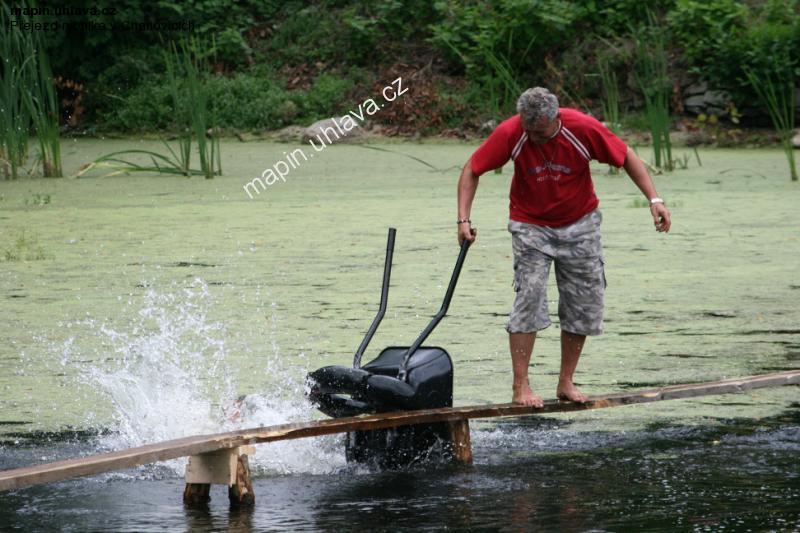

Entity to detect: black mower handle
[398,238,471,380]
[353,227,396,368]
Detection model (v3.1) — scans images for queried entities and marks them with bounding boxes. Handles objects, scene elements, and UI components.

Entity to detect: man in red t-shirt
[457,87,671,407]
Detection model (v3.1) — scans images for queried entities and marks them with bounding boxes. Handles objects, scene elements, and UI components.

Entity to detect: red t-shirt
[470,108,628,227]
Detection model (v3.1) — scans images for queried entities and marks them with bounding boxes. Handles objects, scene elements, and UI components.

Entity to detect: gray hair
[516,87,559,128]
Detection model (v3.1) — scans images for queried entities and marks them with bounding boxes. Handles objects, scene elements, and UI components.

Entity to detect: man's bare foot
[556,381,588,403]
[512,381,544,407]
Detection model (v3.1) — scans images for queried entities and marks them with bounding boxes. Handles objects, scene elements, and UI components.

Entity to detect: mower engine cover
[306,346,453,418]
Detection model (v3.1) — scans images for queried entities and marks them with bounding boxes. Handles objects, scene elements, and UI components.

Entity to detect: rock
[792,129,800,149]
[272,125,305,143]
[683,94,706,115]
[683,81,708,96]
[685,131,711,147]
[684,89,732,117]
[235,132,259,142]
[703,90,730,108]
[479,119,498,134]
[302,117,365,144]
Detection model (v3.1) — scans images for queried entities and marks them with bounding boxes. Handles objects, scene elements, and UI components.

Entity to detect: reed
[0,4,30,180]
[633,14,673,171]
[480,42,524,116]
[598,57,621,174]
[357,144,458,173]
[163,42,192,176]
[75,146,208,178]
[24,38,62,177]
[1,2,62,179]
[438,33,528,117]
[81,36,222,179]
[598,58,620,135]
[165,37,221,179]
[743,67,797,181]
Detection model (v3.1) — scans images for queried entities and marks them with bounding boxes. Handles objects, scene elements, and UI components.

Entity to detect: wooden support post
[448,418,472,465]
[183,446,255,508]
[228,453,255,509]
[183,482,210,508]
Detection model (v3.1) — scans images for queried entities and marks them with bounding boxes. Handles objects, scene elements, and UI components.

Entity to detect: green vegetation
[0,2,62,179]
[634,14,673,171]
[79,38,224,179]
[25,193,51,206]
[669,0,799,104]
[164,37,221,179]
[744,65,797,182]
[0,4,30,180]
[0,0,798,165]
[598,58,620,135]
[76,148,211,178]
[598,56,621,175]
[2,230,48,261]
[23,29,61,177]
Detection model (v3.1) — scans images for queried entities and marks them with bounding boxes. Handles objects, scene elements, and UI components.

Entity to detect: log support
[228,453,255,509]
[182,482,210,508]
[448,418,472,465]
[183,445,256,509]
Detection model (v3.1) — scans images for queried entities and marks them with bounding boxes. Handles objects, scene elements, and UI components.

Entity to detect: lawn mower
[306,227,470,467]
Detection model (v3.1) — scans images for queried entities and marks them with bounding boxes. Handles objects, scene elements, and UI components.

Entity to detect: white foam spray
[59,279,345,480]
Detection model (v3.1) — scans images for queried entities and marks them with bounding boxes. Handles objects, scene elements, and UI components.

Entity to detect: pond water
[0,140,798,530]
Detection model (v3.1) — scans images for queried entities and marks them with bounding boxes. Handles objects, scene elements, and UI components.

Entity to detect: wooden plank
[1,369,798,492]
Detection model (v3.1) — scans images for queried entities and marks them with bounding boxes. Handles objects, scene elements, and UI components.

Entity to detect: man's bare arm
[622,148,671,233]
[457,160,479,244]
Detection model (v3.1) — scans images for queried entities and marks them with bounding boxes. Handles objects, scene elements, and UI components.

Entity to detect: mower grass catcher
[306,228,471,468]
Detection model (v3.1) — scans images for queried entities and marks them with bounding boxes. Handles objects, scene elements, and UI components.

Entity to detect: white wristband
[649,197,664,205]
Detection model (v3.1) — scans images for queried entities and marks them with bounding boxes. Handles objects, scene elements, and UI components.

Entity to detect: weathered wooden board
[1,369,798,492]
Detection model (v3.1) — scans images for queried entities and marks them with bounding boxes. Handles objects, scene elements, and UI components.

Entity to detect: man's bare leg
[510,332,544,407]
[556,330,589,403]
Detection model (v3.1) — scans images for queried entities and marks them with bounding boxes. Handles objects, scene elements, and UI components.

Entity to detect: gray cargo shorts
[506,209,606,336]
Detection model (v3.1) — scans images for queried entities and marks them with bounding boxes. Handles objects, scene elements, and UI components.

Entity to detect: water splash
[58,278,344,478]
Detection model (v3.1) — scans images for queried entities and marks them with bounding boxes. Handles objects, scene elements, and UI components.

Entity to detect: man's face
[525,114,560,145]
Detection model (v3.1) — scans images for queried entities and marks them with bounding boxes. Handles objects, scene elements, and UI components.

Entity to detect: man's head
[517,87,560,144]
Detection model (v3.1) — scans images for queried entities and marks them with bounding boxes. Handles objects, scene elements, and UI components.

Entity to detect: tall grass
[0,2,62,179]
[75,146,209,178]
[633,14,673,171]
[79,37,221,179]
[165,37,221,179]
[743,67,797,181]
[0,4,30,180]
[479,33,529,116]
[598,59,620,134]
[438,32,529,117]
[24,41,62,177]
[598,57,621,174]
[163,42,192,176]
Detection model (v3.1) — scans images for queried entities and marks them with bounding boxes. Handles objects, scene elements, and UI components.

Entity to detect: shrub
[296,74,353,119]
[668,0,800,105]
[429,0,584,115]
[98,78,174,132]
[82,53,157,125]
[206,75,293,130]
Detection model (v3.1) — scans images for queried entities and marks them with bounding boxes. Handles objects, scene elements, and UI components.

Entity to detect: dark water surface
[3,408,799,532]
